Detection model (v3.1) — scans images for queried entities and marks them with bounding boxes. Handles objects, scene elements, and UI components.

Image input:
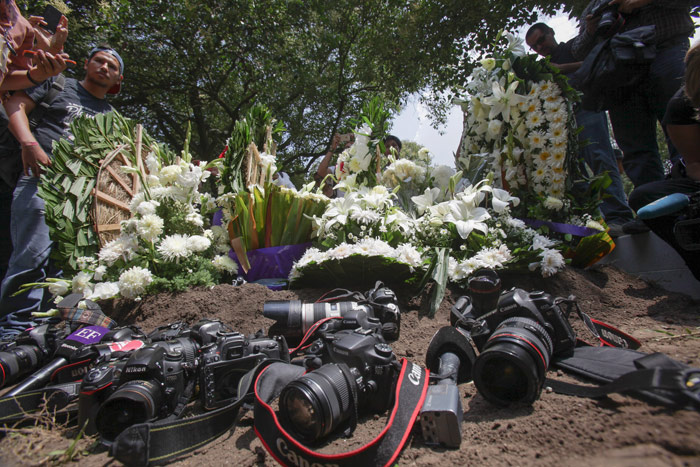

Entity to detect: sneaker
[607,222,625,238]
[622,218,650,235]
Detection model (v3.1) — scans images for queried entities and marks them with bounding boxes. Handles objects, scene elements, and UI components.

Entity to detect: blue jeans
[0,175,53,336]
[608,39,689,188]
[576,109,634,224]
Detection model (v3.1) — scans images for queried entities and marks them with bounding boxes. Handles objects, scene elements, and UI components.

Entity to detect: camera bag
[253,360,429,467]
[570,25,657,111]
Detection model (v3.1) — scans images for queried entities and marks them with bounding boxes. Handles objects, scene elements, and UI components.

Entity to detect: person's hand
[30,50,69,81]
[30,15,68,55]
[585,14,598,35]
[21,143,51,177]
[608,0,653,14]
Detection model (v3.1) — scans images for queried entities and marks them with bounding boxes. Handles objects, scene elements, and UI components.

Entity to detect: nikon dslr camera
[452,269,576,406]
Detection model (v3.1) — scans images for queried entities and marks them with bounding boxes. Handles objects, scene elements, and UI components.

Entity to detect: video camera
[278,326,400,444]
[451,269,576,406]
[263,282,401,342]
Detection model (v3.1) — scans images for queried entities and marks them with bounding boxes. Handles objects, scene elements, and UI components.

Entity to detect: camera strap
[0,381,81,424]
[253,359,429,467]
[108,359,280,466]
[550,346,700,410]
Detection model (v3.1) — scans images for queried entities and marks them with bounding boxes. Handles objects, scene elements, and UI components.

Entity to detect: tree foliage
[18,0,641,173]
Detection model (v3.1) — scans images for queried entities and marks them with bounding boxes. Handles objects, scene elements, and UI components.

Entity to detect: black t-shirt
[663,87,698,126]
[25,77,114,157]
[551,40,576,66]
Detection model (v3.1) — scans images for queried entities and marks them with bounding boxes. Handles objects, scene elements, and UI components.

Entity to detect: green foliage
[220,104,285,194]
[38,112,161,274]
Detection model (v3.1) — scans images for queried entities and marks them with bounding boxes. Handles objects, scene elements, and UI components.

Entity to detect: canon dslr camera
[452,269,576,406]
[278,327,400,443]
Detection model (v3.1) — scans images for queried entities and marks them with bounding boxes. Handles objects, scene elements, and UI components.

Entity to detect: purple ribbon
[521,218,600,238]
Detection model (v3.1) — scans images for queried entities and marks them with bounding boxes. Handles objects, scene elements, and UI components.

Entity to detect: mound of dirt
[2,264,699,466]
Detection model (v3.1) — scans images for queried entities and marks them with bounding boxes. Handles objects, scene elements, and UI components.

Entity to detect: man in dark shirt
[0,46,123,336]
[570,0,695,188]
[526,23,637,235]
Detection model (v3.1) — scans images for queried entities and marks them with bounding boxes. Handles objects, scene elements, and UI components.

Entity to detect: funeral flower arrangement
[455,31,602,225]
[23,115,234,302]
[289,100,569,313]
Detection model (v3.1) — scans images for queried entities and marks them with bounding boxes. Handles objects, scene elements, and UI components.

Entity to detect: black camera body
[78,358,129,435]
[278,328,400,443]
[589,0,625,37]
[94,336,199,441]
[194,320,288,410]
[452,270,577,406]
[455,288,576,358]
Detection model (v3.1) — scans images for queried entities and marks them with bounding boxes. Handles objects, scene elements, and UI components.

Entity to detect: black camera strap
[551,346,700,410]
[253,359,429,467]
[0,381,81,424]
[109,359,280,466]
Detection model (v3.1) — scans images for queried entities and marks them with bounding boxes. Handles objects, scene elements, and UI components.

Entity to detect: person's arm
[608,0,653,14]
[667,124,700,180]
[316,133,341,181]
[29,15,68,55]
[6,91,49,177]
[0,51,69,91]
[551,61,583,74]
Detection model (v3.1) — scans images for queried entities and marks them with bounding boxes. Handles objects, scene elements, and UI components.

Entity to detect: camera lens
[467,269,502,317]
[473,317,553,406]
[278,363,356,443]
[95,380,162,441]
[0,345,43,388]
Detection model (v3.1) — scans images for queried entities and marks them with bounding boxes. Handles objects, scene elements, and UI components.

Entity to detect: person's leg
[0,175,52,336]
[608,83,665,188]
[0,179,13,281]
[649,40,689,166]
[576,109,634,224]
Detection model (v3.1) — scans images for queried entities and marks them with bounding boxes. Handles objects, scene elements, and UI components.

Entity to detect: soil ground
[1,264,699,466]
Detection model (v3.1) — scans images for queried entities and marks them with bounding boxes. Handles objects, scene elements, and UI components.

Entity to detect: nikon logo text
[276,438,338,467]
[408,363,422,386]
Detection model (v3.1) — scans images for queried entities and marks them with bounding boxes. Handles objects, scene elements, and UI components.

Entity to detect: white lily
[411,187,442,215]
[491,188,520,213]
[482,81,526,122]
[445,202,491,239]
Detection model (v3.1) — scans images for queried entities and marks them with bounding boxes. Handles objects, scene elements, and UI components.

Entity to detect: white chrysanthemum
[118,266,153,299]
[329,243,354,260]
[76,256,96,270]
[48,279,71,296]
[136,200,160,216]
[87,282,120,301]
[137,214,164,242]
[93,265,107,281]
[159,165,182,185]
[350,208,381,225]
[586,219,606,231]
[72,271,93,295]
[98,235,139,266]
[188,235,211,252]
[212,255,238,274]
[544,196,564,211]
[395,244,422,268]
[532,234,556,250]
[525,111,545,129]
[528,131,546,149]
[158,234,192,261]
[540,249,566,277]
